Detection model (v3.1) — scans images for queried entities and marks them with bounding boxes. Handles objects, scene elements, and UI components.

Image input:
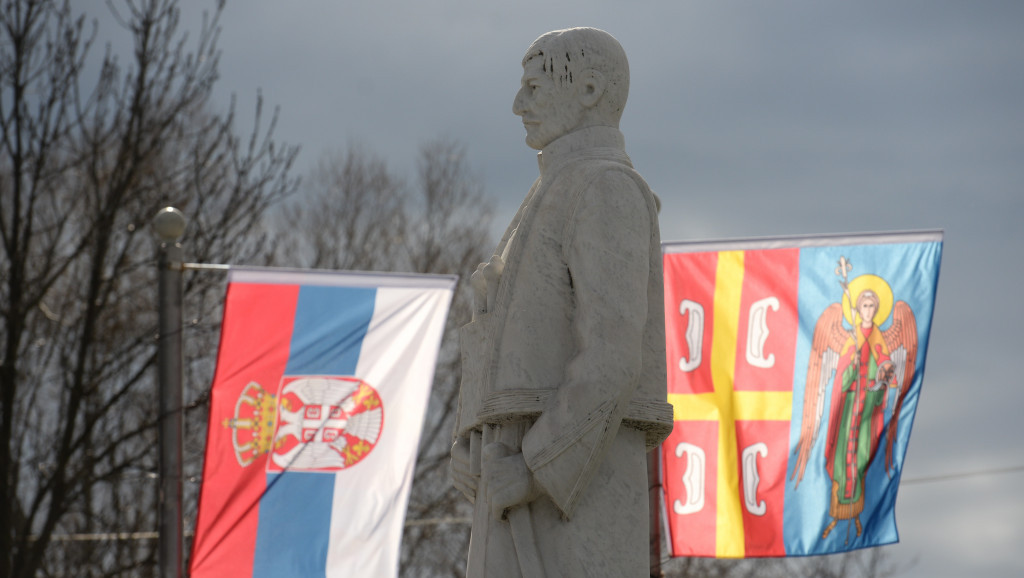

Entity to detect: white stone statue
[451,27,674,577]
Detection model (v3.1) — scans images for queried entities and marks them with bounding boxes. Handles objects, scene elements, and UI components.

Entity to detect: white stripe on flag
[325,286,453,577]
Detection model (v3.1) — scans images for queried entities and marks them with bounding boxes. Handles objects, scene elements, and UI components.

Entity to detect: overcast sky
[120,1,1023,575]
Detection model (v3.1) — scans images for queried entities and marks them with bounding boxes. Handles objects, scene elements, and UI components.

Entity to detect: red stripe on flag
[190,283,300,577]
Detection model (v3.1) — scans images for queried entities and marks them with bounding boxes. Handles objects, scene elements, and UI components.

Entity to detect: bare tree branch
[1,1,296,574]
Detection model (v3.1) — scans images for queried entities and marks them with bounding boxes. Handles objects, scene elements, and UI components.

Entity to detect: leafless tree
[0,0,297,575]
[275,145,406,271]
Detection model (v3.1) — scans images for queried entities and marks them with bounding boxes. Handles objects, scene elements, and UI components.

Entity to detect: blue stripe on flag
[253,472,335,577]
[285,286,376,375]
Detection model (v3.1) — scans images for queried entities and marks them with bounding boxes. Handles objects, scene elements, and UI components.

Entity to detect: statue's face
[513,54,585,150]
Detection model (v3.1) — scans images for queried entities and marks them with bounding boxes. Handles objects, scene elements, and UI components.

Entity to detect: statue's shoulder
[569,158,654,211]
[556,160,657,255]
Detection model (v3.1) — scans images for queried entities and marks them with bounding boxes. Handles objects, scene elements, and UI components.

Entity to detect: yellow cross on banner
[667,250,792,558]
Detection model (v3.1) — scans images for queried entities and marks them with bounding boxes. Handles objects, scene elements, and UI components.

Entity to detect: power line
[43,532,160,542]
[31,517,474,543]
[901,464,1024,485]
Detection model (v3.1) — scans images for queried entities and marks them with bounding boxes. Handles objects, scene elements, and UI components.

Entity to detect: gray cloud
[175,1,1024,575]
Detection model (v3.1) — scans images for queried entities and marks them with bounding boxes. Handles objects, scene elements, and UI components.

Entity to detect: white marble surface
[453,28,673,577]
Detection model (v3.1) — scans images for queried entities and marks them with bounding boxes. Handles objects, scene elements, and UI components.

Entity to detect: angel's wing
[882,301,918,473]
[790,303,849,489]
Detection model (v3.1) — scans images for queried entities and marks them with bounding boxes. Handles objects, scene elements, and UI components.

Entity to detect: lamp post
[154,207,186,578]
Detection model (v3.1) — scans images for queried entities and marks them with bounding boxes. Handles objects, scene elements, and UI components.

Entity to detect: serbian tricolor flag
[660,231,942,558]
[190,268,456,577]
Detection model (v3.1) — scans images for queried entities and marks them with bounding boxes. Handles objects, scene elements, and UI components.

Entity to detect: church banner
[660,231,942,558]
[190,268,456,577]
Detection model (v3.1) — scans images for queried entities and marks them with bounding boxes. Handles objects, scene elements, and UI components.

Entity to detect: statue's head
[513,27,630,150]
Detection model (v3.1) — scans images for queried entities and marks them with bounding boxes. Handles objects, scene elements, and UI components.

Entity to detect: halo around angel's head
[842,274,894,326]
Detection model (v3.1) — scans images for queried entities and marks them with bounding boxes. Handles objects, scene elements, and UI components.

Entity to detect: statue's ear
[577,69,606,108]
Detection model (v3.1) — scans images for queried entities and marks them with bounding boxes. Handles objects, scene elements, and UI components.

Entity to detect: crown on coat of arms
[222,381,291,467]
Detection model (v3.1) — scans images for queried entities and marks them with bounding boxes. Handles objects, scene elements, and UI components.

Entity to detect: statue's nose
[513,88,527,116]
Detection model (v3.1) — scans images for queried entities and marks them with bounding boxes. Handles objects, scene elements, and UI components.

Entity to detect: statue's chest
[511,185,575,284]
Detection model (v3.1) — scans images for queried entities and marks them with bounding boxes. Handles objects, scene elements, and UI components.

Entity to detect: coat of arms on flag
[224,376,384,471]
[660,231,942,558]
[190,268,456,578]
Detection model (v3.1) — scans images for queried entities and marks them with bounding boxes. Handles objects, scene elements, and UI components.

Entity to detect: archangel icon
[790,256,918,543]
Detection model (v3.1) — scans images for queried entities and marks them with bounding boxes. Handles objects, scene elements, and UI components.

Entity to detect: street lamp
[154,207,185,578]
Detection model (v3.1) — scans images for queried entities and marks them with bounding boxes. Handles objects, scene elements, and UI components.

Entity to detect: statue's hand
[450,437,478,503]
[483,442,541,519]
[470,263,489,319]
[470,255,504,320]
[482,255,503,311]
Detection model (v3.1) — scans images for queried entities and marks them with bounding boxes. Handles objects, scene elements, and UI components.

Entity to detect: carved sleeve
[520,168,652,518]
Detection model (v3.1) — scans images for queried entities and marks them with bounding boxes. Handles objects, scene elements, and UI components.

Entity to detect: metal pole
[648,448,663,577]
[155,208,186,578]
